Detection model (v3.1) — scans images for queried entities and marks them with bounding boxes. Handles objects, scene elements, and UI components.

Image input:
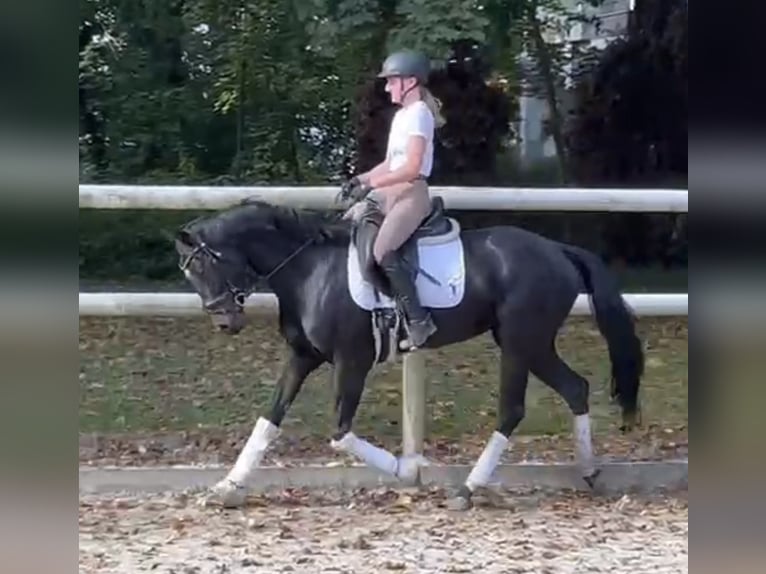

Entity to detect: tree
[564,0,688,266]
[565,0,687,185]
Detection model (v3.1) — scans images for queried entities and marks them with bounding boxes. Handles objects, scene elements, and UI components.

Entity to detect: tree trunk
[527,2,569,184]
[235,59,246,180]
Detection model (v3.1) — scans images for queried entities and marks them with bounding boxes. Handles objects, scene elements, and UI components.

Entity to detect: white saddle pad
[347,218,466,311]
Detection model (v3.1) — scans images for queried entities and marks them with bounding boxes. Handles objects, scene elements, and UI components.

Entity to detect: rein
[259,208,348,283]
[260,236,315,283]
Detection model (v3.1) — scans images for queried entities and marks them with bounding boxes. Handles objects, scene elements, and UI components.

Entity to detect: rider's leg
[372,180,436,348]
[372,182,432,257]
[370,180,430,259]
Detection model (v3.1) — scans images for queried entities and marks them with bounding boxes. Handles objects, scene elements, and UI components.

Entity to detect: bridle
[178,236,316,313]
[178,241,251,312]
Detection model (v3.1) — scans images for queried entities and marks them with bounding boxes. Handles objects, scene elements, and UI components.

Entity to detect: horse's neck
[261,241,343,302]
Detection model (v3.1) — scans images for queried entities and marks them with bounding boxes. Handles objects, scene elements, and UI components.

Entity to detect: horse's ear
[176,229,194,246]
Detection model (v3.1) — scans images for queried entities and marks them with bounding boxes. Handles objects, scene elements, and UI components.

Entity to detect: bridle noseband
[178,241,250,312]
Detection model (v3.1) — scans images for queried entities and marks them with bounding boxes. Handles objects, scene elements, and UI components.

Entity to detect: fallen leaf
[393,494,413,508]
[352,535,372,550]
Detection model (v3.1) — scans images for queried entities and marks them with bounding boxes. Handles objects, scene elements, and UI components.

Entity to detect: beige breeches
[368,179,431,263]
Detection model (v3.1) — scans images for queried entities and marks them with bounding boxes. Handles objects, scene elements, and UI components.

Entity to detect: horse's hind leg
[450,341,529,510]
[529,345,599,486]
[209,349,323,507]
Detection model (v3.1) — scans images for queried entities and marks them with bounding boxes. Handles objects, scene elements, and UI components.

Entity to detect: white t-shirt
[384,100,435,177]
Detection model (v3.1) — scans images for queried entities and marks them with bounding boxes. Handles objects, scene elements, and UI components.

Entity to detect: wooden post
[402,352,427,456]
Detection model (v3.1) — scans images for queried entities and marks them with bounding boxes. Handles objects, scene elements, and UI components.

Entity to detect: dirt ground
[79,315,688,573]
[79,487,688,574]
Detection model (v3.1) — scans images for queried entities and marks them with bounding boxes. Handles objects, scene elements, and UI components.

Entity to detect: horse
[174,196,644,509]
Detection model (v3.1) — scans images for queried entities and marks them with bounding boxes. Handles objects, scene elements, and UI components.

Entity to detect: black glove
[340,176,372,202]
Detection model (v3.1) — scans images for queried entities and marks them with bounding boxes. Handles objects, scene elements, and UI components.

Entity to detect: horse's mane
[253,200,354,245]
[187,198,353,246]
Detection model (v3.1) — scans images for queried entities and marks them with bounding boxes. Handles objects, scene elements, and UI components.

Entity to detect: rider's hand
[340,176,372,202]
[342,201,365,221]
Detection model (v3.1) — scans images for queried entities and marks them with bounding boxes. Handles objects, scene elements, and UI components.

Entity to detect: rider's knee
[376,249,397,267]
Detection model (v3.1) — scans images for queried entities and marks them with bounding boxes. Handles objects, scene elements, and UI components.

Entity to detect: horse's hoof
[446,495,473,511]
[205,479,248,508]
[583,469,602,490]
[396,454,429,486]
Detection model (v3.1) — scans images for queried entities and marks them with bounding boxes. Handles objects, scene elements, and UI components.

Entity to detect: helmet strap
[399,78,419,103]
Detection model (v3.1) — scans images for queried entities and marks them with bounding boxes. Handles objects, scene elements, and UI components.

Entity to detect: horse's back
[460,224,585,294]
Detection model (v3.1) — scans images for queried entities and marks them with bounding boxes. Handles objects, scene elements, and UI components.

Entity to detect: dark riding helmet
[377,50,430,84]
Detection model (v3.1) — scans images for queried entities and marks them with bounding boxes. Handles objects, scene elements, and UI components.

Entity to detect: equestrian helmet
[377,50,430,83]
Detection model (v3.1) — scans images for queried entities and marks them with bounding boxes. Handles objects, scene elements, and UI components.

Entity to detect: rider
[342,49,446,349]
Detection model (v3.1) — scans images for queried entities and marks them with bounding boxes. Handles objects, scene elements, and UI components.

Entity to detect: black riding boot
[379,251,437,348]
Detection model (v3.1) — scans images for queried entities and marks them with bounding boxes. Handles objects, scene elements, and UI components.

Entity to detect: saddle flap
[350,200,391,296]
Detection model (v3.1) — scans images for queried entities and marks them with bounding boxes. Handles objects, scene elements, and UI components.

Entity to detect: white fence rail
[79,184,688,458]
[79,184,689,212]
[79,292,688,317]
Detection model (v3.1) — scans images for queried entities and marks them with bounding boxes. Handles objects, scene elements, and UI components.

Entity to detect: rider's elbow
[403,159,423,181]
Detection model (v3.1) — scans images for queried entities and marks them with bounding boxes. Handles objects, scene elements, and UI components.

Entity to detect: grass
[79,314,687,463]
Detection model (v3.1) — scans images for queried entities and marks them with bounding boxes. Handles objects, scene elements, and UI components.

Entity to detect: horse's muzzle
[210,310,247,334]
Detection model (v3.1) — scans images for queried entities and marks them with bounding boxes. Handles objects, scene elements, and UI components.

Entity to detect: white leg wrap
[574,413,595,476]
[331,432,399,476]
[226,417,280,485]
[465,431,509,492]
[396,453,429,484]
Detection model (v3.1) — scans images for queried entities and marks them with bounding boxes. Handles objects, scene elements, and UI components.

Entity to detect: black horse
[174,197,644,509]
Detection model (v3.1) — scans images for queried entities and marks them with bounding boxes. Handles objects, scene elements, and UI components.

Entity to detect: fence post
[402,352,427,456]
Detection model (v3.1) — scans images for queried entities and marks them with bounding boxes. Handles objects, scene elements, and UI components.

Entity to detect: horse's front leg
[329,352,425,485]
[209,348,323,507]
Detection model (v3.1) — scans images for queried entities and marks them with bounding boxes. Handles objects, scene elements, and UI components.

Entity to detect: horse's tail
[561,244,644,430]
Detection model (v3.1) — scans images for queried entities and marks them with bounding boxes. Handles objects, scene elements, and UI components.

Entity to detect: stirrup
[402,315,437,349]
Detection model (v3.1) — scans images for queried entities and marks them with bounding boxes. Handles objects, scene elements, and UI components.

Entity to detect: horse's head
[174,200,349,333]
[174,221,256,334]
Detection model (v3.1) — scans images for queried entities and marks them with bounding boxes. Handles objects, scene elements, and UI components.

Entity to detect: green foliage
[79,0,687,280]
[79,210,204,282]
[387,0,489,63]
[79,0,534,184]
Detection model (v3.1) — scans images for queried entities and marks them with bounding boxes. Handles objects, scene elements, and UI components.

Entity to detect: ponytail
[420,87,446,128]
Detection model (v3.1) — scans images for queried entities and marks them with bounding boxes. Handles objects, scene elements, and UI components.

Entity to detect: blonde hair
[420,87,446,128]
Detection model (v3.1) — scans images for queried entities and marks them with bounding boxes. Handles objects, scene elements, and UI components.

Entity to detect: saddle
[348,195,465,363]
[350,196,452,298]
